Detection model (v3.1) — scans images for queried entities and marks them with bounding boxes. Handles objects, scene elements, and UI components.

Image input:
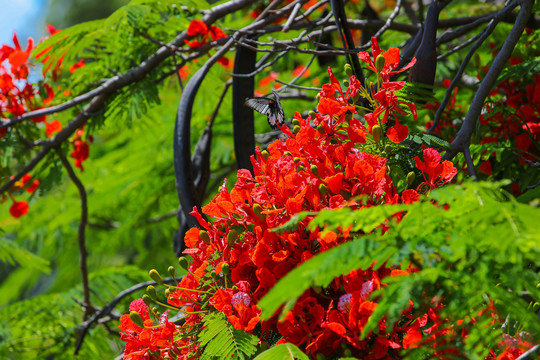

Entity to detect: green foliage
[252,343,310,360]
[0,266,149,359]
[199,312,259,360]
[0,237,49,273]
[259,182,540,358]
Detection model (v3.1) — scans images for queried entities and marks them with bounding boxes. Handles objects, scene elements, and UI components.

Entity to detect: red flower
[71,139,90,171]
[45,120,62,137]
[370,82,417,143]
[415,148,457,190]
[46,25,60,35]
[6,32,34,80]
[358,37,416,82]
[69,58,85,73]
[184,20,226,48]
[186,20,208,37]
[10,199,29,218]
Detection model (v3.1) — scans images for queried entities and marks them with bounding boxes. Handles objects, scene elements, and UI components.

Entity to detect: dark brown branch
[429,0,522,134]
[74,277,177,355]
[55,148,91,320]
[443,0,534,162]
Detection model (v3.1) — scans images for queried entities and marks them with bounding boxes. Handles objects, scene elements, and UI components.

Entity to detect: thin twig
[372,0,403,39]
[283,3,302,32]
[74,277,177,355]
[55,148,91,320]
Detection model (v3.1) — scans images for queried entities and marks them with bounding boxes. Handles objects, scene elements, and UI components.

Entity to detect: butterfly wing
[267,98,285,129]
[244,94,285,130]
[245,97,272,116]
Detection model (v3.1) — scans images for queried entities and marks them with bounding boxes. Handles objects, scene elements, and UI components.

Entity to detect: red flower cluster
[1,33,40,121]
[1,27,88,217]
[184,20,227,49]
[119,40,465,358]
[70,127,92,172]
[118,299,179,360]
[6,173,40,218]
[359,37,418,143]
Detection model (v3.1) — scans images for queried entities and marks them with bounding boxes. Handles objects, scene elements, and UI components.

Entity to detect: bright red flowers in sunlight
[358,37,416,82]
[184,19,227,48]
[415,148,457,190]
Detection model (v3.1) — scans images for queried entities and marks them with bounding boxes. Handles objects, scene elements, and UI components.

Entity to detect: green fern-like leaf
[199,312,259,360]
[0,237,50,273]
[252,343,310,360]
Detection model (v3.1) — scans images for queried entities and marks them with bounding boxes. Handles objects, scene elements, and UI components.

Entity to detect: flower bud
[253,203,266,221]
[149,269,163,285]
[142,294,152,306]
[472,53,481,69]
[343,79,349,88]
[129,311,145,328]
[199,230,211,245]
[384,144,392,154]
[292,118,301,127]
[308,110,315,118]
[293,157,301,163]
[344,64,353,77]
[165,288,172,298]
[210,270,219,281]
[227,229,238,245]
[261,150,270,161]
[369,82,376,96]
[372,125,383,144]
[375,54,386,73]
[293,125,301,134]
[319,183,329,197]
[147,285,158,300]
[310,164,319,176]
[178,256,189,270]
[317,124,325,134]
[221,263,230,275]
[284,151,293,157]
[345,112,352,122]
[297,164,305,172]
[168,266,175,278]
[407,172,416,187]
[316,93,321,102]
[152,307,159,317]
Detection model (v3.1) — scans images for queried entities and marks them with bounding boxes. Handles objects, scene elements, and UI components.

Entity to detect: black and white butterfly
[244,90,285,130]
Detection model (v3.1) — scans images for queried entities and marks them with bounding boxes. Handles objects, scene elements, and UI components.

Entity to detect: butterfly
[244,90,285,129]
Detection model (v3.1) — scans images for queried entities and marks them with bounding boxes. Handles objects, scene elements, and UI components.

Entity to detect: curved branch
[74,277,177,354]
[443,0,533,162]
[55,148,91,320]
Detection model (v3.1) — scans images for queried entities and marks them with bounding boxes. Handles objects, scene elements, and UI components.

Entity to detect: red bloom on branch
[358,37,416,82]
[184,20,227,48]
[71,140,90,171]
[10,199,29,218]
[415,148,457,190]
[45,120,62,137]
[370,82,417,143]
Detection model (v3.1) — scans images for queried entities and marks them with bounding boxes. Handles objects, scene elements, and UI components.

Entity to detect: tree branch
[55,148,91,321]
[443,0,533,163]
